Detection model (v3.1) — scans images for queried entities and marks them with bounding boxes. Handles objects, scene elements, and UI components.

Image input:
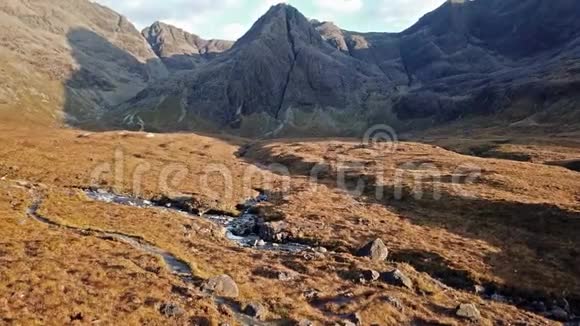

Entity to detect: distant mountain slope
[112,0,580,136]
[0,0,167,126]
[142,22,233,71]
[1,0,579,135]
[316,0,580,131]
[113,4,392,136]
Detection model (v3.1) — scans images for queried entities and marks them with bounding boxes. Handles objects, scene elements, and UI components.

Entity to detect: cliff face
[142,22,233,71]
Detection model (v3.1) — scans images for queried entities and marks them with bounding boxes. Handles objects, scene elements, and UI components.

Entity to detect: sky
[93,0,446,40]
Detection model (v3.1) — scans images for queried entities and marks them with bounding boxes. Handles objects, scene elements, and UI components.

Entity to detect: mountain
[0,0,579,135]
[109,0,580,136]
[142,22,233,71]
[113,4,392,136]
[0,0,167,126]
[316,0,580,130]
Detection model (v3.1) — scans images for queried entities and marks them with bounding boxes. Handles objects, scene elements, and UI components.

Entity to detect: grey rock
[456,303,481,320]
[258,220,291,242]
[356,239,389,261]
[385,296,404,311]
[277,271,298,281]
[359,269,380,283]
[314,247,328,254]
[142,21,233,71]
[243,302,268,320]
[296,319,314,326]
[159,302,184,318]
[303,289,320,300]
[202,274,239,298]
[381,269,413,290]
[474,285,486,294]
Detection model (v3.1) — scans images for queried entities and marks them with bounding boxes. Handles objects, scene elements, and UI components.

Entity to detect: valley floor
[0,124,579,325]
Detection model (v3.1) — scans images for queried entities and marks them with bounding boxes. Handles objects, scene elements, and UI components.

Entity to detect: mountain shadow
[64,27,166,130]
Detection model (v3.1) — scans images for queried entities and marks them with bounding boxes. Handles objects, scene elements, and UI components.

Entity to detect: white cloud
[314,0,363,13]
[377,0,445,31]
[222,23,247,39]
[94,0,242,31]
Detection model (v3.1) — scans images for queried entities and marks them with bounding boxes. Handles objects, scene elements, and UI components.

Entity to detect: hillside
[0,0,167,126]
[109,0,580,136]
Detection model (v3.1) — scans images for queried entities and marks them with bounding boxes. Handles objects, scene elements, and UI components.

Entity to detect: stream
[84,189,311,253]
[25,190,297,325]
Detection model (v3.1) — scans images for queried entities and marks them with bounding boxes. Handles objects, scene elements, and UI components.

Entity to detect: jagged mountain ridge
[114,4,392,136]
[111,0,580,136]
[142,22,233,71]
[0,0,579,135]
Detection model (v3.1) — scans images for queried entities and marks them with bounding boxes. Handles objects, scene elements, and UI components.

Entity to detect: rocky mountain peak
[235,3,325,49]
[142,21,233,71]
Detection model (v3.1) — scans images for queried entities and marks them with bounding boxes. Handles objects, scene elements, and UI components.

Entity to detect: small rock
[303,289,320,301]
[551,307,569,321]
[159,302,184,318]
[296,319,314,326]
[243,302,267,320]
[340,321,356,326]
[474,285,486,294]
[277,271,297,281]
[256,239,266,247]
[145,133,155,138]
[314,247,328,254]
[77,132,92,138]
[360,269,380,283]
[381,269,413,290]
[356,238,388,261]
[349,312,363,325]
[202,275,239,298]
[385,296,404,311]
[456,303,481,320]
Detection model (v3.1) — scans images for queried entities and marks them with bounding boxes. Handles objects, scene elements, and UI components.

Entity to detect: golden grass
[0,123,573,324]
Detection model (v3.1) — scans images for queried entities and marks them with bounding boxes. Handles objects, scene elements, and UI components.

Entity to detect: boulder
[202,275,239,298]
[258,220,292,242]
[243,302,268,320]
[356,239,388,261]
[381,269,413,290]
[456,303,481,320]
